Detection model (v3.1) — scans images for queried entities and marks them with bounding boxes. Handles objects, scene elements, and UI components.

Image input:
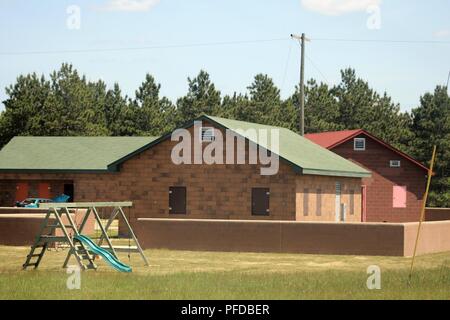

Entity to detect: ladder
[23,207,97,270]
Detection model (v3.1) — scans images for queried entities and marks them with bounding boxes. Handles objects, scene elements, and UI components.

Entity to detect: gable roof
[305,129,428,172]
[0,136,158,172]
[305,130,362,149]
[107,115,371,178]
[0,116,372,178]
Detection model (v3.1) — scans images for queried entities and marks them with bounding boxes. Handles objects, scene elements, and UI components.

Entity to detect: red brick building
[306,130,428,222]
[0,116,370,231]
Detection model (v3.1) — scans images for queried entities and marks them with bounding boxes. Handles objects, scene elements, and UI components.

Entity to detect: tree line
[0,63,449,207]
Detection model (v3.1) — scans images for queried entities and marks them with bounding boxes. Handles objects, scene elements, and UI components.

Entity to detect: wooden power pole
[291,33,309,136]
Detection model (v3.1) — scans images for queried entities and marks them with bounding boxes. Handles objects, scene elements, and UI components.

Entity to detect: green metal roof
[0,116,371,178]
[0,136,158,172]
[204,115,371,178]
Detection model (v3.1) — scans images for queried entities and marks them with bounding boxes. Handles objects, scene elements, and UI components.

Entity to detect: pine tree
[134,74,176,136]
[246,74,283,125]
[410,86,450,207]
[176,70,221,124]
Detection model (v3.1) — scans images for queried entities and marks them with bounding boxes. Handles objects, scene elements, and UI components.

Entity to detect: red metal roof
[305,129,429,172]
[305,130,362,149]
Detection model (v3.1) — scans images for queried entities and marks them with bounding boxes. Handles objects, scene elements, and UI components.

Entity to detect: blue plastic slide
[74,235,132,273]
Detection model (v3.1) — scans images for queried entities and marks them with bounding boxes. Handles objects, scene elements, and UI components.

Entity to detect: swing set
[23,202,148,272]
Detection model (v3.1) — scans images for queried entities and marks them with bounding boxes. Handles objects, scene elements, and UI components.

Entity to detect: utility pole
[291,33,309,136]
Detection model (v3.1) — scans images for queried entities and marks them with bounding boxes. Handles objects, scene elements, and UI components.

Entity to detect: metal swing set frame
[23,202,149,271]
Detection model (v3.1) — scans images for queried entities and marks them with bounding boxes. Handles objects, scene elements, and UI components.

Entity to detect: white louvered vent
[354,138,366,151]
[200,127,215,142]
[390,160,401,168]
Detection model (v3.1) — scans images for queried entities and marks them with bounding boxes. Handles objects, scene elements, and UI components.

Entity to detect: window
[251,188,270,216]
[354,138,366,151]
[200,127,215,142]
[169,187,187,214]
[349,190,355,215]
[390,160,401,168]
[303,188,309,216]
[316,189,322,216]
[393,186,407,208]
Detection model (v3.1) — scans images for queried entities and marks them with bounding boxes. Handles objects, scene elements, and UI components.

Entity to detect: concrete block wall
[135,218,450,257]
[0,209,95,246]
[425,207,450,221]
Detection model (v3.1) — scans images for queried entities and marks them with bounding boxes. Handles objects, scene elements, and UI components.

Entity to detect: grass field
[0,244,449,300]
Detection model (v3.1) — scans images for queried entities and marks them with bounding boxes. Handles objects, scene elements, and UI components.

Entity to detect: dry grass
[0,244,449,299]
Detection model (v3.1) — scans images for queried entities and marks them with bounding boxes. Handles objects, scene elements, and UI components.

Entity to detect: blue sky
[0,0,449,111]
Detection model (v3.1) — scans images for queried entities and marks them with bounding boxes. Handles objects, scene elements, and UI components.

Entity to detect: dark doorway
[252,188,270,216]
[169,186,186,214]
[64,184,74,202]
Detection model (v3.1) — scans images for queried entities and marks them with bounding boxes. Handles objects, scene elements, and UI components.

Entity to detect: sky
[0,0,449,112]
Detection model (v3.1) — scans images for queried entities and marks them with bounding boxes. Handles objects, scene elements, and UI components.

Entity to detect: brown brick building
[0,116,370,231]
[306,129,428,222]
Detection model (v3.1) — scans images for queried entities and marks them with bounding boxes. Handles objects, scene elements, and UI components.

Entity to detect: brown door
[38,183,51,199]
[15,182,29,202]
[252,188,270,216]
[169,187,186,214]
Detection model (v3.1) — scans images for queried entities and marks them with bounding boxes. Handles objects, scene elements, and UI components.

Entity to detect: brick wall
[0,179,69,206]
[331,134,426,222]
[425,207,450,221]
[112,121,299,230]
[296,175,362,222]
[135,218,405,256]
[136,218,450,257]
[0,210,95,246]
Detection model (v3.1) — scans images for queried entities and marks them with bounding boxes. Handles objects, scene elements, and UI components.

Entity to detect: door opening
[64,184,74,202]
[38,183,51,199]
[15,182,29,203]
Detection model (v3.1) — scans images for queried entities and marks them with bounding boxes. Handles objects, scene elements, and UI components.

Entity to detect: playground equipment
[23,202,148,272]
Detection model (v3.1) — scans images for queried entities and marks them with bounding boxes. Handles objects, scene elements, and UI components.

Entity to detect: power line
[312,37,450,44]
[280,40,293,94]
[305,53,330,86]
[0,38,290,56]
[2,36,449,56]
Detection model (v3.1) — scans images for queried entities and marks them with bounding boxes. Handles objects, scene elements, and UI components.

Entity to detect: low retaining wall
[0,209,95,246]
[0,207,47,214]
[135,218,450,257]
[0,214,50,246]
[425,207,450,221]
[404,220,450,256]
